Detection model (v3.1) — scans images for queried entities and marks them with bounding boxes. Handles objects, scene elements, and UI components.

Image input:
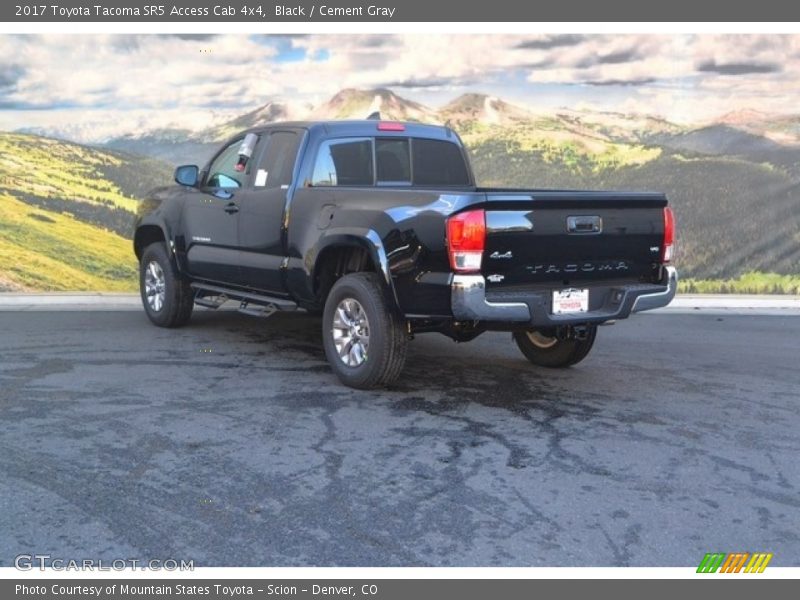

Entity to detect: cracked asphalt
[0,310,798,567]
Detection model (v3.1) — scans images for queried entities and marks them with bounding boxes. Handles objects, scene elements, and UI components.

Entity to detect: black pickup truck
[134,119,677,389]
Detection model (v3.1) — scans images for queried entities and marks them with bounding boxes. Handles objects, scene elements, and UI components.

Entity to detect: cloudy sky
[1,33,799,141]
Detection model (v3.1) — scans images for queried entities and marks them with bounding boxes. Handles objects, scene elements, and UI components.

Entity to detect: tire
[513,326,597,368]
[139,242,194,328]
[322,272,408,389]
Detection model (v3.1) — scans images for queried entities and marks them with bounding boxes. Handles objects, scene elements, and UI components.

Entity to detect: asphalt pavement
[0,309,798,567]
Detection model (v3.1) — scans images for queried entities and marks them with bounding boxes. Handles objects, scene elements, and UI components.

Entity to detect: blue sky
[0,34,797,141]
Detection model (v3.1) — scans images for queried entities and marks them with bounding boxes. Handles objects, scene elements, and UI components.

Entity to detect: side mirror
[174,165,199,187]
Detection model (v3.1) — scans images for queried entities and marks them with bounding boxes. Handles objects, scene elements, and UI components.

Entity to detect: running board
[191,283,297,317]
[194,295,228,309]
[238,302,277,318]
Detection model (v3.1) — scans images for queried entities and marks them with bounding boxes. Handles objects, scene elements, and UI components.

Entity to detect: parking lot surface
[1,310,798,566]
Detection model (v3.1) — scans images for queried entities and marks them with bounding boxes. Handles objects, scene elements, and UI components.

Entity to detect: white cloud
[2,33,800,140]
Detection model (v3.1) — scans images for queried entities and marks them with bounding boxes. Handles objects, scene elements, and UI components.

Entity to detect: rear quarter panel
[285,187,479,315]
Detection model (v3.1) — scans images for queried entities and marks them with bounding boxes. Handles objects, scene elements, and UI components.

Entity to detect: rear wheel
[322,272,408,389]
[513,326,597,368]
[139,242,193,328]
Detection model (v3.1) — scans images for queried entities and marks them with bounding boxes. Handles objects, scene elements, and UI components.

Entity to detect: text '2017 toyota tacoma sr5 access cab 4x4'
[134,118,677,389]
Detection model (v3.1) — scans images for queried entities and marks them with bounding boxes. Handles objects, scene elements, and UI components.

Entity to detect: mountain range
[4,87,800,289]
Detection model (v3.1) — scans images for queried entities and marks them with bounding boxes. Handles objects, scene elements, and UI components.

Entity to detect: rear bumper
[451,266,677,325]
[630,266,679,313]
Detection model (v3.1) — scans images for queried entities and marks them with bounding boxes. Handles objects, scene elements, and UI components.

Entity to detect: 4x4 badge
[490,251,513,259]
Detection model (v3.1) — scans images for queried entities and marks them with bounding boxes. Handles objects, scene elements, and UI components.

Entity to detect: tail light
[662,206,675,263]
[447,209,485,272]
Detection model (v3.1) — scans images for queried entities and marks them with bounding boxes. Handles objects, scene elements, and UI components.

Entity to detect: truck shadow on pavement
[195,309,623,450]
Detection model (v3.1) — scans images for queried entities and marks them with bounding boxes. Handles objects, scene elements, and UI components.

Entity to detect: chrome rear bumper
[451,266,678,324]
[631,266,678,313]
[451,275,530,321]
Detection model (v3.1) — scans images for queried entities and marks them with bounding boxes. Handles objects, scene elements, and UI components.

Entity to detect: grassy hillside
[0,133,172,291]
[0,194,136,291]
[464,124,662,180]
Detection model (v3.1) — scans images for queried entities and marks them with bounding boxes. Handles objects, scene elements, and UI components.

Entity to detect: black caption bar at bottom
[4,579,792,600]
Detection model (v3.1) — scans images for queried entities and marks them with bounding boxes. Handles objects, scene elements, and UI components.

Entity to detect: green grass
[0,193,136,291]
[679,272,800,294]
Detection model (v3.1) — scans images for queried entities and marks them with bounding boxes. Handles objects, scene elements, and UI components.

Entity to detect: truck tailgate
[480,191,667,288]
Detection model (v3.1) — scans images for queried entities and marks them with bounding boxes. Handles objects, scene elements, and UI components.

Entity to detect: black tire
[139,242,193,328]
[322,272,408,389]
[513,326,597,368]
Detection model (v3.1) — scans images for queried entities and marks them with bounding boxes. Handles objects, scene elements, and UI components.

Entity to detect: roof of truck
[237,119,459,142]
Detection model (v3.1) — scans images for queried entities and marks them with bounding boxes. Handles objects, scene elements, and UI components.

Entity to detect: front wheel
[139,242,193,328]
[513,326,597,368]
[322,272,408,389]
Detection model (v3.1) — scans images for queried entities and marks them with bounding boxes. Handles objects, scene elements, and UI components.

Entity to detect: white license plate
[552,288,589,314]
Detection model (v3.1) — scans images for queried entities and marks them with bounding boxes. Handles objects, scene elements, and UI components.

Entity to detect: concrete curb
[0,293,142,311]
[0,293,799,314]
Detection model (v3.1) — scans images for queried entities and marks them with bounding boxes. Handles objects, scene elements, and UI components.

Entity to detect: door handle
[224,202,239,214]
[567,215,602,234]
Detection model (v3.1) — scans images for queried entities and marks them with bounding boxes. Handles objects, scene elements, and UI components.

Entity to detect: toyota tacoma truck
[134,119,677,389]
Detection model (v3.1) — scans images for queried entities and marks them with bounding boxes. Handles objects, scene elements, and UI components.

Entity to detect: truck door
[182,136,258,284]
[236,130,303,294]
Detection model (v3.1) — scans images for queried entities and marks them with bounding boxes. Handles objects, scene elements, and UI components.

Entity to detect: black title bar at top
[4,0,800,22]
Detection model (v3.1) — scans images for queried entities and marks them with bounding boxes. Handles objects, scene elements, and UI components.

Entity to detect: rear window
[412,139,470,186]
[311,136,470,187]
[376,138,411,184]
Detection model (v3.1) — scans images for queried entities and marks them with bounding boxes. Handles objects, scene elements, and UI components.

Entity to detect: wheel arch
[311,229,399,310]
[133,223,169,261]
[133,220,189,275]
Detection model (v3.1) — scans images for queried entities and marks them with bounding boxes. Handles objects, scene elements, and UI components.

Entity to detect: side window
[376,138,411,184]
[206,136,258,188]
[412,139,471,186]
[255,131,301,189]
[311,138,373,186]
